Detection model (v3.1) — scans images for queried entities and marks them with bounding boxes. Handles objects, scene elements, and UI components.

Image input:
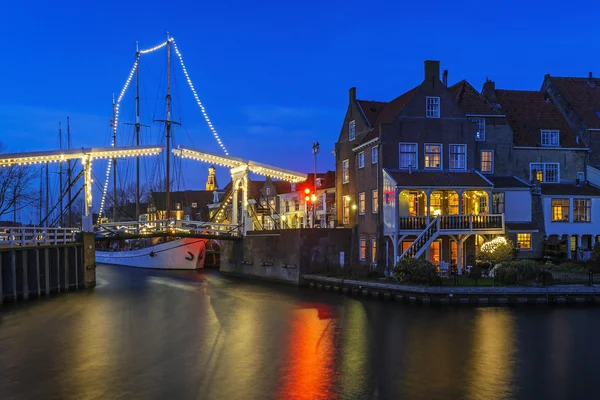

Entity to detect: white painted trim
[480,149,494,174]
[425,96,440,118]
[372,146,379,164]
[342,159,350,184]
[348,120,356,141]
[352,137,380,152]
[514,146,589,151]
[357,151,365,169]
[540,129,560,147]
[466,114,506,117]
[359,192,366,215]
[475,170,494,186]
[530,162,560,183]
[372,189,379,213]
[399,142,418,169]
[448,143,467,170]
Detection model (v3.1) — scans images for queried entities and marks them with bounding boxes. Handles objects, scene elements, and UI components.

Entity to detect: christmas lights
[171,38,230,155]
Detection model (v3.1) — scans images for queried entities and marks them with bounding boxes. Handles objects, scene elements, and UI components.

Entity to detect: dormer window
[541,130,559,146]
[471,118,485,141]
[426,97,440,118]
[349,120,356,141]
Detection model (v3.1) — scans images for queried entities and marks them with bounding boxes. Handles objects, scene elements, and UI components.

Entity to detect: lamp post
[312,142,319,228]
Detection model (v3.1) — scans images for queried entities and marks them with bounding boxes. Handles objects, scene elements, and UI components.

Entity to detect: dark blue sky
[1,0,599,192]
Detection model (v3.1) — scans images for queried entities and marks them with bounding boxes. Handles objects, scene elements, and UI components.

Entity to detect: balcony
[398,214,505,234]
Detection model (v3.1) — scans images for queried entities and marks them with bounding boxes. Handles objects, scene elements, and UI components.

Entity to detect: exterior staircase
[399,216,440,260]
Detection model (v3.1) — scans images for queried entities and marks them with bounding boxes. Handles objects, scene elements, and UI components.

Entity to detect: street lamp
[312,142,319,228]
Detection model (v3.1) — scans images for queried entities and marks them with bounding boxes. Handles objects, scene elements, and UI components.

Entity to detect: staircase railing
[399,215,441,260]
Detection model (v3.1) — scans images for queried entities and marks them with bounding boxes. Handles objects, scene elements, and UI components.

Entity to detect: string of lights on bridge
[99,37,230,217]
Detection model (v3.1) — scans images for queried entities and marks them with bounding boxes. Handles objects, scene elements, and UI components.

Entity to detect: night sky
[1,0,598,196]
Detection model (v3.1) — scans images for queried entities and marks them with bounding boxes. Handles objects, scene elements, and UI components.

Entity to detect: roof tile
[449,80,501,115]
[548,76,600,129]
[385,170,492,188]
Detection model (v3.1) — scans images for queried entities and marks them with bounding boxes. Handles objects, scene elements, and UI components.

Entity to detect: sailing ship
[95,36,207,270]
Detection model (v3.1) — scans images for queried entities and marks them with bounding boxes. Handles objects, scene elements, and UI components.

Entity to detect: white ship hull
[96,237,207,270]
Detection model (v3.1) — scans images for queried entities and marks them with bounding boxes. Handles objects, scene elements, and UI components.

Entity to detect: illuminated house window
[517,233,531,250]
[472,118,486,141]
[448,193,459,215]
[285,200,290,213]
[371,239,377,264]
[424,144,442,169]
[480,150,494,173]
[372,190,379,213]
[451,241,458,265]
[429,193,441,216]
[349,120,356,141]
[359,192,365,215]
[574,199,591,222]
[426,96,440,118]
[551,199,569,222]
[342,159,349,183]
[430,241,440,265]
[449,144,466,169]
[175,202,181,210]
[408,191,419,216]
[343,196,350,224]
[530,163,559,182]
[541,130,559,146]
[359,238,366,261]
[358,151,365,169]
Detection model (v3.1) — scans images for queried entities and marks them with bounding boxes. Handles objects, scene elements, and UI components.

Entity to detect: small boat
[96,236,207,270]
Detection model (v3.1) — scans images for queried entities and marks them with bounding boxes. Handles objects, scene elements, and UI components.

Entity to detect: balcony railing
[398,214,504,233]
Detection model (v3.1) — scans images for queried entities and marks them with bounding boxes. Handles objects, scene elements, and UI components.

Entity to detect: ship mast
[112,94,117,223]
[59,122,63,226]
[67,116,72,227]
[135,42,141,221]
[165,35,172,220]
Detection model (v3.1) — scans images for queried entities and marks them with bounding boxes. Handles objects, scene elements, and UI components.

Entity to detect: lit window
[430,241,440,265]
[451,241,458,265]
[448,193,459,215]
[492,193,505,214]
[266,187,270,195]
[449,144,466,169]
[285,200,290,213]
[426,96,440,118]
[358,151,365,169]
[359,238,366,261]
[359,192,365,215]
[481,150,494,173]
[530,163,559,182]
[342,159,349,183]
[175,202,181,210]
[472,118,486,141]
[399,143,417,169]
[424,144,442,169]
[574,199,591,222]
[371,239,377,264]
[349,120,356,141]
[551,199,569,222]
[517,233,531,250]
[541,130,559,146]
[372,146,378,164]
[343,196,350,224]
[372,190,379,213]
[429,192,441,215]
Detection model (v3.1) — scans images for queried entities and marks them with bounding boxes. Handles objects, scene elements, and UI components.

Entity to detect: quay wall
[220,228,352,284]
[0,232,96,305]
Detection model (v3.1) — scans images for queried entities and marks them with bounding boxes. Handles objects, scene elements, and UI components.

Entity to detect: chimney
[590,72,593,79]
[442,70,448,87]
[349,87,356,104]
[424,60,440,84]
[482,78,498,104]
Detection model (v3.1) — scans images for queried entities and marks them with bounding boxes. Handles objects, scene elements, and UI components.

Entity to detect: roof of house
[541,183,600,196]
[449,80,502,115]
[546,76,600,129]
[505,222,540,232]
[385,170,492,188]
[494,89,585,148]
[150,191,215,211]
[486,176,531,189]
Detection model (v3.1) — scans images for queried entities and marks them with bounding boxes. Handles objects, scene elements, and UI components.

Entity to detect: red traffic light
[304,188,310,194]
[305,195,310,201]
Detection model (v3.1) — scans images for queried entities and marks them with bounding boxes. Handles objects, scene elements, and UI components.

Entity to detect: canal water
[1,266,599,400]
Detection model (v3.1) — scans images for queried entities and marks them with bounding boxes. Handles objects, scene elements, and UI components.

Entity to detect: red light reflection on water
[276,305,337,400]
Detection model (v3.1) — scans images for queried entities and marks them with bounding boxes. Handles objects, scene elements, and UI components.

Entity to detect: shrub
[589,242,600,264]
[535,270,554,286]
[393,258,442,286]
[557,262,588,272]
[477,237,515,265]
[469,264,483,280]
[495,265,518,285]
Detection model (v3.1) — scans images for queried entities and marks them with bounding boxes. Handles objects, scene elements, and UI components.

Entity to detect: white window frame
[472,118,486,141]
[342,159,349,184]
[349,120,356,141]
[358,151,365,169]
[426,96,440,118]
[541,130,560,147]
[424,143,442,169]
[372,189,379,213]
[359,238,366,261]
[359,192,366,215]
[399,142,418,169]
[480,150,494,174]
[372,146,378,164]
[530,163,560,183]
[573,198,591,222]
[449,144,466,170]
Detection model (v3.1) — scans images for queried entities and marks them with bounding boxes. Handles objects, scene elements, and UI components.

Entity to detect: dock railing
[0,227,79,248]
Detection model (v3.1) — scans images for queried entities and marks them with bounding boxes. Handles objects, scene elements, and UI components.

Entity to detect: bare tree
[0,144,36,221]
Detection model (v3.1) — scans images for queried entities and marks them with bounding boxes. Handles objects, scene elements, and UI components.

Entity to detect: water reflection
[277,305,337,400]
